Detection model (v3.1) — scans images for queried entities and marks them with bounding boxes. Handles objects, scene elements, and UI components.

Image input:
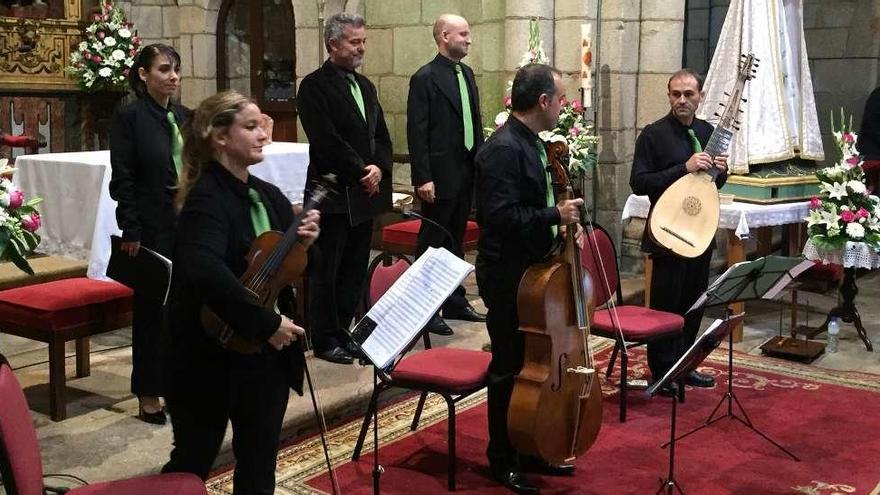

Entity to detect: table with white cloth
[15,141,310,279]
[622,194,811,341]
[801,239,879,351]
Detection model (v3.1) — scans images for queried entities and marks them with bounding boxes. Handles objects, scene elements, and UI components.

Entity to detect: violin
[507,141,603,465]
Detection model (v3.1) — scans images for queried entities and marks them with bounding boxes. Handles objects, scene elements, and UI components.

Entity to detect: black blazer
[168,163,305,393]
[407,54,483,199]
[297,60,392,216]
[109,95,190,251]
[475,116,560,273]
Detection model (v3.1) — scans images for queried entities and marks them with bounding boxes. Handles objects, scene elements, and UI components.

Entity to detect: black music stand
[647,314,742,494]
[667,256,809,462]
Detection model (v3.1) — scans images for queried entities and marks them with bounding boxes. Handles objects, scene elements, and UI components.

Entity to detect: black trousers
[476,261,524,472]
[307,213,373,352]
[162,354,290,495]
[646,249,712,380]
[131,294,164,397]
[416,190,472,313]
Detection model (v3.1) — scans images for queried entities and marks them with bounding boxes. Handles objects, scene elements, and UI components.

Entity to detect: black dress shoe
[316,346,354,365]
[685,370,715,388]
[654,384,676,398]
[519,455,575,476]
[443,305,487,322]
[138,406,167,425]
[491,469,540,494]
[425,315,454,336]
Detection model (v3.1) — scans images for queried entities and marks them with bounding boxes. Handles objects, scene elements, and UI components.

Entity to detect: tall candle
[581,23,593,109]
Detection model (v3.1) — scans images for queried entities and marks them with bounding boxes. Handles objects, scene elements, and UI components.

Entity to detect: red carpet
[207,346,880,494]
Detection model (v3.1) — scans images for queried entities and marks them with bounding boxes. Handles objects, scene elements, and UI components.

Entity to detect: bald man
[407,14,485,335]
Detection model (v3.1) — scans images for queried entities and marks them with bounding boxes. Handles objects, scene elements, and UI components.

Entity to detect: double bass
[508,141,603,465]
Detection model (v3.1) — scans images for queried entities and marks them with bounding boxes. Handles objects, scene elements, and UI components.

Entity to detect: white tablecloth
[621,194,810,239]
[803,239,880,269]
[16,142,310,279]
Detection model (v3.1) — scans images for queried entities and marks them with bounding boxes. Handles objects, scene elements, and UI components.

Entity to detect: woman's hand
[120,240,141,257]
[267,315,305,351]
[297,209,321,248]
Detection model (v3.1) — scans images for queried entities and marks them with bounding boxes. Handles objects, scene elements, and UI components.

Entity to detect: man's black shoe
[491,469,540,494]
[519,455,575,476]
[443,305,487,322]
[425,315,454,336]
[685,370,715,388]
[316,346,354,365]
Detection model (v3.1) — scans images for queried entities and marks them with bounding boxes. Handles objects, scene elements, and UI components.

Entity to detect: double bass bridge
[566,366,595,375]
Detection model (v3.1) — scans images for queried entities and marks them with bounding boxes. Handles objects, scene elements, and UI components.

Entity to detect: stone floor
[1,262,878,492]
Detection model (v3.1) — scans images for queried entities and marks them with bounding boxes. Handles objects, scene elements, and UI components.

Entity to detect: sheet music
[762,259,814,300]
[352,247,474,369]
[687,260,751,313]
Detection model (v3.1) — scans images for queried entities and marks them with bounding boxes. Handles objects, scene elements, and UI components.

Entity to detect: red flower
[858,207,870,218]
[840,210,856,223]
[846,155,860,166]
[842,132,855,144]
[809,196,821,209]
[21,212,40,232]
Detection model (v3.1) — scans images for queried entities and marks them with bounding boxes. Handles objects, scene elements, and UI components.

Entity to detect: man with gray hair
[407,14,486,336]
[297,12,392,364]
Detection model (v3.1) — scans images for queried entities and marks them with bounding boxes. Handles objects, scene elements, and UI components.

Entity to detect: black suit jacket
[297,60,392,216]
[475,116,560,279]
[168,163,305,394]
[109,95,190,250]
[407,54,483,199]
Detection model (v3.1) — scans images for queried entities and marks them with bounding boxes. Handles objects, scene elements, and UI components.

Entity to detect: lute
[648,54,757,258]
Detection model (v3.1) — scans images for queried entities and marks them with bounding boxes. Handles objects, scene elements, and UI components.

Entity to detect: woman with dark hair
[109,43,190,424]
[161,90,319,494]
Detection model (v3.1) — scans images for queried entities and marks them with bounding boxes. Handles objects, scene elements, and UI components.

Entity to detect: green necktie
[346,73,366,122]
[166,111,183,176]
[535,139,558,238]
[455,64,475,151]
[248,188,271,236]
[687,128,703,153]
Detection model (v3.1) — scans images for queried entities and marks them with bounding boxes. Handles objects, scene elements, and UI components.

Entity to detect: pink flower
[93,13,101,21]
[840,210,856,223]
[93,55,102,63]
[858,207,870,218]
[569,127,580,136]
[102,14,109,21]
[571,99,582,111]
[8,190,23,209]
[129,48,137,57]
[846,155,860,166]
[132,36,141,45]
[21,212,40,232]
[97,31,105,40]
[842,132,855,144]
[809,196,821,209]
[503,95,512,108]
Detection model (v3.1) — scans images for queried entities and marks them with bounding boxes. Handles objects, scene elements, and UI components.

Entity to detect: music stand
[647,314,742,494]
[668,255,810,462]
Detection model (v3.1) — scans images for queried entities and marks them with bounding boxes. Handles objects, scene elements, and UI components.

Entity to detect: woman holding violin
[161,90,320,494]
[475,64,586,495]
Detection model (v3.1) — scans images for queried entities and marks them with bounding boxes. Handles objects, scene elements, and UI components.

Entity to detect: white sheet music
[762,259,814,300]
[358,247,474,369]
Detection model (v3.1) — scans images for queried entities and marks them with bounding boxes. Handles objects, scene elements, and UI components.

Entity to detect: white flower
[848,180,867,194]
[846,222,865,239]
[494,111,509,127]
[98,67,113,78]
[823,182,848,200]
[118,28,131,38]
[0,192,8,208]
[0,209,9,227]
[104,36,116,47]
[78,41,88,51]
[92,41,103,51]
[111,49,126,61]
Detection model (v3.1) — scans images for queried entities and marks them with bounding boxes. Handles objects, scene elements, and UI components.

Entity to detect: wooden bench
[0,278,133,421]
[0,256,88,290]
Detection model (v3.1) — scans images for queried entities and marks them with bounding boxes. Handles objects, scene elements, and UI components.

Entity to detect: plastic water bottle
[827,318,840,353]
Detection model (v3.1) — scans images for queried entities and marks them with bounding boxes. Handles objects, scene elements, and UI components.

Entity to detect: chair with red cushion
[0,278,133,421]
[351,253,491,491]
[580,223,685,422]
[381,219,480,256]
[0,353,207,495]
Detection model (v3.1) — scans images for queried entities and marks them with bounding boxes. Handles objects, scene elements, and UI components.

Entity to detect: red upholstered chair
[0,353,207,495]
[0,278,133,421]
[580,223,685,422]
[351,253,491,491]
[381,219,480,256]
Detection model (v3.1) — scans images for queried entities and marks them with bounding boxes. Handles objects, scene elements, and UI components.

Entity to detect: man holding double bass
[475,63,583,494]
[629,68,728,394]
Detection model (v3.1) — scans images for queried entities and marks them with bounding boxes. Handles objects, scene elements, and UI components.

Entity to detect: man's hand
[557,198,584,225]
[297,209,321,248]
[685,152,714,173]
[713,154,728,173]
[416,181,435,204]
[361,164,382,196]
[120,240,140,257]
[267,315,305,351]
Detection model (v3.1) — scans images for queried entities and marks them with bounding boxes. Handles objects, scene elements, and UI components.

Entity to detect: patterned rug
[206,342,880,494]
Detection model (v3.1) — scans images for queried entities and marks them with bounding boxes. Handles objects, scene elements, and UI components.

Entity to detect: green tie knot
[686,128,703,153]
[346,73,366,122]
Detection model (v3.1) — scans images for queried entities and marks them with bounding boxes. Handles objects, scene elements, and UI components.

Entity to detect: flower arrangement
[0,159,42,275]
[805,111,880,249]
[67,1,140,92]
[487,19,599,178]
